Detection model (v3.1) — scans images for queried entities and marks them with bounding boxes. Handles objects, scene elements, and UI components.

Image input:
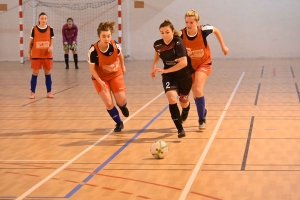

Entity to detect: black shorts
[162,74,192,95]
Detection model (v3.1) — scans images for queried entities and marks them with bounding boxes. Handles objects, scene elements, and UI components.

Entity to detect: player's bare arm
[89,63,107,90]
[28,38,34,60]
[119,51,126,74]
[151,51,160,80]
[213,26,229,55]
[155,56,187,73]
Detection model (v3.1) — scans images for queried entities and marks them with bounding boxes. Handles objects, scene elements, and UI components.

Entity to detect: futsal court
[0,58,300,200]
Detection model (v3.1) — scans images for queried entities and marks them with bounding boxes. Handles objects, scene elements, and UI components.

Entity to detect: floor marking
[15,92,164,200]
[178,72,245,200]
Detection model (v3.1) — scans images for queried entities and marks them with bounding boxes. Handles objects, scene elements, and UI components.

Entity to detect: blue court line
[65,105,169,198]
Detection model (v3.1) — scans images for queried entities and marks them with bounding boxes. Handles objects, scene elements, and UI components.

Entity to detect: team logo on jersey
[176,41,180,45]
[36,41,49,49]
[109,52,112,55]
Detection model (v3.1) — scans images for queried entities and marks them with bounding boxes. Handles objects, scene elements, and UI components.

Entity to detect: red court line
[191,191,222,200]
[2,162,181,190]
[137,195,151,199]
[120,191,133,195]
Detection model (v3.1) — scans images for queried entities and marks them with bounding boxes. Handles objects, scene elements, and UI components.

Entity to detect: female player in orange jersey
[181,9,229,131]
[151,20,193,138]
[28,12,54,99]
[87,22,129,132]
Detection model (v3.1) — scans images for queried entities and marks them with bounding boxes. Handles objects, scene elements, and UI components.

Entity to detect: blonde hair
[97,21,115,36]
[185,9,200,22]
[159,19,180,37]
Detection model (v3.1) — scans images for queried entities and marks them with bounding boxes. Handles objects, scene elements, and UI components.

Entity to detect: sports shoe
[47,92,54,98]
[29,92,35,99]
[178,128,186,138]
[114,122,124,132]
[120,106,129,117]
[65,65,69,69]
[199,109,207,131]
[199,119,206,131]
[75,65,79,69]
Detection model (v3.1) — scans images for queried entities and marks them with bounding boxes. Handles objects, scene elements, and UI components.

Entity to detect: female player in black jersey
[151,20,193,138]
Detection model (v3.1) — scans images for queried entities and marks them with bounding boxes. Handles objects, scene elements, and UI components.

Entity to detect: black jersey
[153,36,191,78]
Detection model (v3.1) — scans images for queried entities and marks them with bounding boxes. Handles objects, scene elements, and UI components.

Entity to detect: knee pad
[179,94,189,103]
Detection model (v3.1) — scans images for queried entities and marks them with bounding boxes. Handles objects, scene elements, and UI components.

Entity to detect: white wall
[1,0,300,61]
[0,0,20,61]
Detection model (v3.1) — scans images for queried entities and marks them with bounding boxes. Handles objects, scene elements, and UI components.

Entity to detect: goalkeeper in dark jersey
[62,18,78,69]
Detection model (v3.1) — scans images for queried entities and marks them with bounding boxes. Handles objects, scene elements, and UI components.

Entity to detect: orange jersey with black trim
[31,26,53,59]
[92,40,121,81]
[181,25,213,69]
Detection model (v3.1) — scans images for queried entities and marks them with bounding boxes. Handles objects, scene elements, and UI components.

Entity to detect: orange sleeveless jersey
[181,26,212,70]
[93,40,121,81]
[31,26,53,59]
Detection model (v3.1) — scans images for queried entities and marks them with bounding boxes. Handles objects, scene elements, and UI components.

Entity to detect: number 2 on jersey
[165,82,170,89]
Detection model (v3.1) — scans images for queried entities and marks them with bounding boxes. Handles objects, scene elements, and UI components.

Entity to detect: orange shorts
[92,74,126,94]
[191,62,212,82]
[31,59,53,70]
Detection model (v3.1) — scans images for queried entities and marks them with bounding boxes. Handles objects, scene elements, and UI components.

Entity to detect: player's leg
[163,76,185,138]
[72,49,78,69]
[64,48,69,69]
[92,77,124,132]
[193,65,211,131]
[43,60,54,98]
[178,76,192,123]
[29,60,41,99]
[110,74,129,117]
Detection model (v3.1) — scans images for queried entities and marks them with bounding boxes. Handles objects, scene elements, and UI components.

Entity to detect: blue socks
[45,74,52,93]
[107,106,122,123]
[30,74,37,93]
[194,96,205,120]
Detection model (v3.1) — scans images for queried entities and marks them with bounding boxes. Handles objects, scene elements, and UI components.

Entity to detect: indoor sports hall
[1,0,300,200]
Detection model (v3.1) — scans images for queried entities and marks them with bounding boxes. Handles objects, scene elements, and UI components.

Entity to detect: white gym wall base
[0,0,300,61]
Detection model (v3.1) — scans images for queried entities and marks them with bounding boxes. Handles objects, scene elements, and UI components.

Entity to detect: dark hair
[97,21,115,36]
[39,12,47,18]
[67,18,73,22]
[159,19,180,37]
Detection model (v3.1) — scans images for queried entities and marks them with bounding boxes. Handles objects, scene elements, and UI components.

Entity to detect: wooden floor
[0,58,300,200]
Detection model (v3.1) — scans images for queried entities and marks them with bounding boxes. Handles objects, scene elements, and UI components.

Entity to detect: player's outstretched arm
[213,26,229,55]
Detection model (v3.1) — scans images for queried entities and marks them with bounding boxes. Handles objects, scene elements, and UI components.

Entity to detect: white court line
[179,72,245,200]
[16,91,164,200]
[0,160,68,162]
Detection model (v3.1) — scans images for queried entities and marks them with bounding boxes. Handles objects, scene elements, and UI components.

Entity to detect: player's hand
[48,46,53,53]
[150,68,156,80]
[71,42,77,50]
[63,42,69,51]
[222,46,229,55]
[98,78,107,90]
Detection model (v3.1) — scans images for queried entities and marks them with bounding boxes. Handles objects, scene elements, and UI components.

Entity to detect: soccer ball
[150,140,169,159]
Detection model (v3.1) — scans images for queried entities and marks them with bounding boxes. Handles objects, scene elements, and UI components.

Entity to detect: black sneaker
[75,65,79,69]
[178,128,186,138]
[114,122,124,132]
[120,106,129,117]
[65,65,69,69]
